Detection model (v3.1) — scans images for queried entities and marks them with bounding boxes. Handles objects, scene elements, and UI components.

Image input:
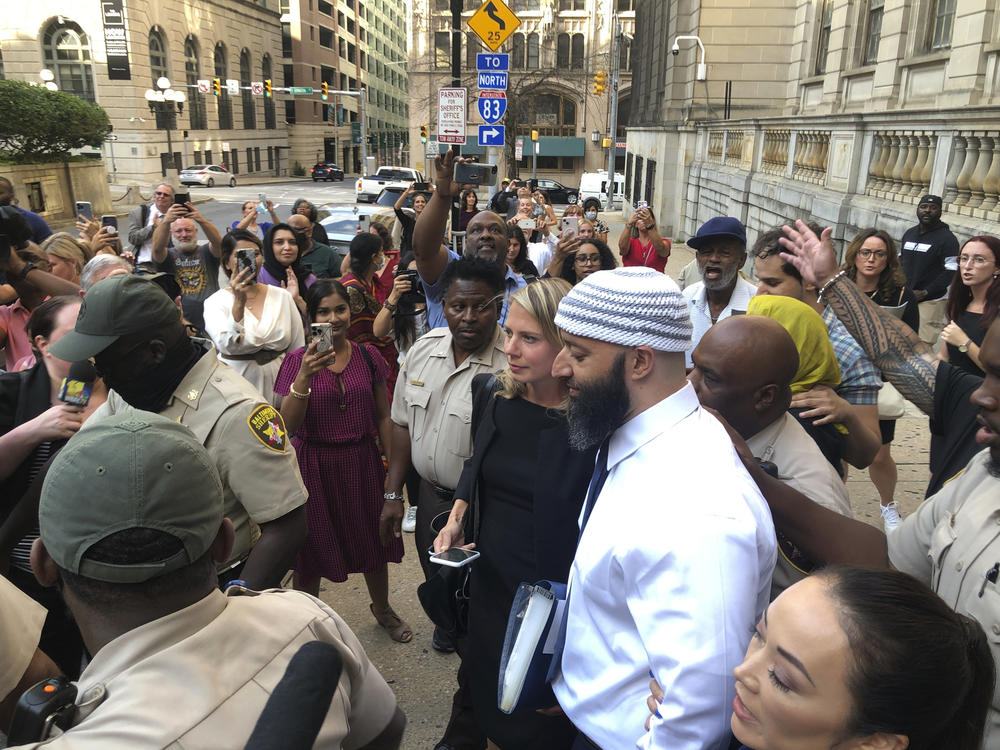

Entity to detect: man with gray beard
[681,217,757,368]
[152,200,223,335]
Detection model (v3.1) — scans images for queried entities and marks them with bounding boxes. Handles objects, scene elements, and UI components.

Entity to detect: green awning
[538,137,585,157]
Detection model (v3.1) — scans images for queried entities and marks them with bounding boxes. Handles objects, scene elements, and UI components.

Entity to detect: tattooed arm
[779,220,938,415]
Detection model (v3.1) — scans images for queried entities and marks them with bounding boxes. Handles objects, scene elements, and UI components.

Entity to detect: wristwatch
[383,491,404,503]
[959,339,972,353]
[16,261,36,281]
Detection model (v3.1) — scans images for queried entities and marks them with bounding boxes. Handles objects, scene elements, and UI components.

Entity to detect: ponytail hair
[817,566,995,750]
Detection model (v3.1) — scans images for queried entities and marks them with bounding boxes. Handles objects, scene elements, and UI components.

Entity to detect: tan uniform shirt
[86,347,307,562]
[889,449,1000,750]
[16,588,398,749]
[390,326,507,490]
[746,413,852,599]
[0,573,46,699]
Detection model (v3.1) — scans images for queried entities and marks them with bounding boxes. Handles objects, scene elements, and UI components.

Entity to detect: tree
[0,79,112,162]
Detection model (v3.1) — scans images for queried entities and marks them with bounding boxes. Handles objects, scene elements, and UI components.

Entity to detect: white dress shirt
[551,382,776,750]
[137,205,165,264]
[682,276,758,367]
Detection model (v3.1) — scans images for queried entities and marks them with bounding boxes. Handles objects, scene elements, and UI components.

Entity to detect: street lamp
[39,68,58,91]
[144,77,186,173]
[591,129,601,144]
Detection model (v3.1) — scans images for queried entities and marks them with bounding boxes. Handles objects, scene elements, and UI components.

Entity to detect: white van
[578,170,625,212]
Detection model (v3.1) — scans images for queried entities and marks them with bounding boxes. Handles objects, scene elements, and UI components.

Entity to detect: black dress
[945,309,986,377]
[460,393,591,750]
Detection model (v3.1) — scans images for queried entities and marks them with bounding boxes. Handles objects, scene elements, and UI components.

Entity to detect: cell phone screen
[434,548,478,564]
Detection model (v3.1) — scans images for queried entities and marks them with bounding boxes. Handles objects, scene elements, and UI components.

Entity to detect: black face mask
[109,338,204,413]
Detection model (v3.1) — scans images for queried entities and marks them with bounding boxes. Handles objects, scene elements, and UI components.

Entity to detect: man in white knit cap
[548,267,777,750]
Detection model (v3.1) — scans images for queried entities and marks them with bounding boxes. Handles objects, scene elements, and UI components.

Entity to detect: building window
[632,156,642,206]
[41,18,95,101]
[616,0,634,10]
[644,158,655,206]
[514,92,577,144]
[149,30,170,130]
[466,32,483,69]
[559,0,585,9]
[320,26,334,48]
[624,152,633,202]
[285,99,296,124]
[214,43,233,130]
[511,0,540,10]
[281,23,292,57]
[928,0,955,50]
[619,35,632,72]
[435,31,450,69]
[240,49,255,130]
[557,33,569,68]
[262,54,276,129]
[185,36,208,130]
[860,0,883,65]
[511,33,525,68]
[814,0,833,74]
[318,0,333,14]
[526,33,539,68]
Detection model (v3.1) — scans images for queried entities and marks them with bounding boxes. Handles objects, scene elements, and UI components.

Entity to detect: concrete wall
[3,161,113,224]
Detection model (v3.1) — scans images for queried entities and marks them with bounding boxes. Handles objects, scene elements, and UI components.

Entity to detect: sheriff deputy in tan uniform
[50,274,307,590]
[18,412,404,749]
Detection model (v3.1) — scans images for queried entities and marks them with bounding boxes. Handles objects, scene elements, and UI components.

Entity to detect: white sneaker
[880,501,902,534]
[402,505,417,533]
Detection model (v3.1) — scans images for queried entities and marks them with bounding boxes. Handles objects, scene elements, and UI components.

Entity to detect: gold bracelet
[289,384,311,400]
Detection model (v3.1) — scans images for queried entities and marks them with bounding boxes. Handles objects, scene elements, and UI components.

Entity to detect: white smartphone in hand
[430,547,481,568]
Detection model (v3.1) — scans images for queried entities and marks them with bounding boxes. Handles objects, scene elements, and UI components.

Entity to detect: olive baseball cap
[39,412,224,583]
[48,274,178,363]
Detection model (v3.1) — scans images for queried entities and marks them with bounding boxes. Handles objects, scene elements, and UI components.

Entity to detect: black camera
[398,269,424,305]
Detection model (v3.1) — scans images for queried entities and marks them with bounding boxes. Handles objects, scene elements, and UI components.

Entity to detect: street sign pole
[606,18,621,211]
[360,87,368,172]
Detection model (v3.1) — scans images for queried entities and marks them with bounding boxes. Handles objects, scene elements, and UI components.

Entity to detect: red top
[622,236,670,274]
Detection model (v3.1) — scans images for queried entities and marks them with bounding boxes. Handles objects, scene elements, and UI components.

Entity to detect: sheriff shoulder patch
[248,403,288,452]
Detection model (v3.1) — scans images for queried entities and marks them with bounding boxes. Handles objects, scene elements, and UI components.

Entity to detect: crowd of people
[0,153,999,750]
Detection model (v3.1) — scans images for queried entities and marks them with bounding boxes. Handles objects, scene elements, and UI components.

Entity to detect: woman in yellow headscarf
[747,295,846,475]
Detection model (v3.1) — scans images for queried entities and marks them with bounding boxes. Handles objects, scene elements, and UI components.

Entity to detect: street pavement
[89,178,933,749]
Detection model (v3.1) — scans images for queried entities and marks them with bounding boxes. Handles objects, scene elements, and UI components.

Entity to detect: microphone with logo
[57,361,97,408]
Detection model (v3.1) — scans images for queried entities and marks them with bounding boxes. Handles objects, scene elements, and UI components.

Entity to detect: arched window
[41,18,95,101]
[149,29,169,129]
[262,54,276,130]
[514,91,579,170]
[240,49,255,130]
[214,42,233,130]
[185,36,207,130]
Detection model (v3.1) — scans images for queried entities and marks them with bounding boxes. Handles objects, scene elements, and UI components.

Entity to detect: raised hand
[778,219,838,289]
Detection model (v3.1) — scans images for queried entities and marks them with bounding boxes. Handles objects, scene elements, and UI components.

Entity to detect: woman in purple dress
[275,278,411,643]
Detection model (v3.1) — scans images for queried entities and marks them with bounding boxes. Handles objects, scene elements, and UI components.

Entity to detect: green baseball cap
[48,274,179,363]
[40,412,224,583]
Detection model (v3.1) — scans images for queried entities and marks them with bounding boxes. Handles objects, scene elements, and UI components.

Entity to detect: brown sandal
[370,603,413,643]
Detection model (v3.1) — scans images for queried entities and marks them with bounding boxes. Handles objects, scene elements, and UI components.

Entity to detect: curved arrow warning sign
[468,0,520,52]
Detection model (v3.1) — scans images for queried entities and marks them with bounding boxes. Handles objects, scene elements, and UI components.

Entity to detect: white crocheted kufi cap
[553,267,693,352]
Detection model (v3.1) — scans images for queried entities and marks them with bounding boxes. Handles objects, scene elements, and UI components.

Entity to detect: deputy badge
[247,403,288,452]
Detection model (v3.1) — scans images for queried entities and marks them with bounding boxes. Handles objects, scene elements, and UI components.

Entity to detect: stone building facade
[406,0,635,185]
[627,0,1000,252]
[1,1,291,185]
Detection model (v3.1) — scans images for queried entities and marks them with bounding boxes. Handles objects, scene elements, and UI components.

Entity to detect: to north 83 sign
[477,92,506,125]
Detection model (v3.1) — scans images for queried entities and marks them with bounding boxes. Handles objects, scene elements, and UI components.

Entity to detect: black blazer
[455,373,596,583]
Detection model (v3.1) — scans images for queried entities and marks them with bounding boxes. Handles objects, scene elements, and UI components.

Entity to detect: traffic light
[602,137,612,149]
[264,79,272,97]
[321,82,329,101]
[212,78,221,96]
[593,70,607,96]
[420,124,427,143]
[530,129,539,142]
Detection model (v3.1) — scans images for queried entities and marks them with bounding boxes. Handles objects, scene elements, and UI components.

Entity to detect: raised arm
[780,221,939,414]
[412,151,461,285]
[187,204,223,258]
[152,204,186,264]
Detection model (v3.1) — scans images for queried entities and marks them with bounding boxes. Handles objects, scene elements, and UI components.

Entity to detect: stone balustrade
[693,113,1000,218]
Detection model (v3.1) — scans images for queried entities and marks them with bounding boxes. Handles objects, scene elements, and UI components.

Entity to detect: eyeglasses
[695,247,740,260]
[959,255,995,267]
[154,191,172,197]
[575,254,601,266]
[858,249,888,260]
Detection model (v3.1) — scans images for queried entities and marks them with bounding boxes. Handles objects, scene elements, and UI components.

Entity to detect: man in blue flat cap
[681,217,757,367]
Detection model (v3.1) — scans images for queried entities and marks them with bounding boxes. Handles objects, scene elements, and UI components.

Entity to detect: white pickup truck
[355,166,425,203]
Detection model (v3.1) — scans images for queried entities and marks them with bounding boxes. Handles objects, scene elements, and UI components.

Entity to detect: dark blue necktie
[547,437,611,682]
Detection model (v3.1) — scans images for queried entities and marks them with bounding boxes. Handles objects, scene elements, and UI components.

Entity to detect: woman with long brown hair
[939,235,1000,377]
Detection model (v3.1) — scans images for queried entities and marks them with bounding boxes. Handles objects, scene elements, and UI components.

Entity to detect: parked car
[578,170,625,211]
[356,166,424,203]
[179,164,236,188]
[318,205,397,256]
[531,178,578,205]
[311,162,345,181]
[374,186,433,209]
